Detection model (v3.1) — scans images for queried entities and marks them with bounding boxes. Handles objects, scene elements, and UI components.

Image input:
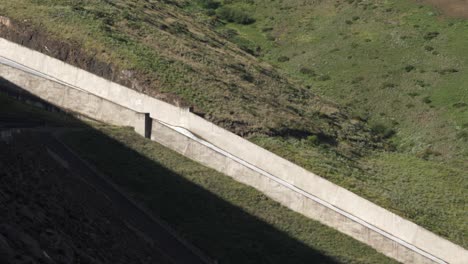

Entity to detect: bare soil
[0,18,186,106]
[419,0,468,18]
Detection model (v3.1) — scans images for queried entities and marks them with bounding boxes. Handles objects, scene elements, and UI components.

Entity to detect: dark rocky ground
[0,131,171,264]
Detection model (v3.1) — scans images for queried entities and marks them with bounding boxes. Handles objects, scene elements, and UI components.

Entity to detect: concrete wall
[151,121,435,264]
[1,38,466,263]
[0,63,149,138]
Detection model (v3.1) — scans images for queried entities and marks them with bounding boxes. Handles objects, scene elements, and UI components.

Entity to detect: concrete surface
[1,38,467,263]
[151,121,437,264]
[0,62,149,138]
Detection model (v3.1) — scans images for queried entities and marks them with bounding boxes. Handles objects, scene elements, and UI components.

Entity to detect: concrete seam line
[0,60,149,121]
[157,120,447,264]
[0,56,87,93]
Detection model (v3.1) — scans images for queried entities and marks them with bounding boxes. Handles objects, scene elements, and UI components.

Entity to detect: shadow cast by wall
[0,77,363,264]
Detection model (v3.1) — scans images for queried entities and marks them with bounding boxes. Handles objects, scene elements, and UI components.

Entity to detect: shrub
[266,34,275,41]
[233,37,260,56]
[351,110,369,121]
[424,31,439,40]
[317,74,331,81]
[437,68,459,75]
[415,80,429,87]
[277,56,290,62]
[453,102,467,108]
[422,96,432,104]
[306,135,319,145]
[241,73,254,83]
[71,3,85,12]
[169,22,188,34]
[205,9,216,16]
[370,123,395,138]
[424,45,434,51]
[351,76,364,84]
[219,28,238,39]
[198,0,221,9]
[404,65,415,72]
[217,6,255,25]
[417,148,441,160]
[382,82,396,89]
[457,131,468,141]
[299,67,316,76]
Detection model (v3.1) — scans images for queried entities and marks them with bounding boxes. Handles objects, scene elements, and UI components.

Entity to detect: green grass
[250,135,467,246]
[1,0,352,138]
[208,0,468,155]
[189,0,468,247]
[223,0,468,158]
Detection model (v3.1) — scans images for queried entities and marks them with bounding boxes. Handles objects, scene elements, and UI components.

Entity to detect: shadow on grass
[0,77,392,264]
[61,128,342,264]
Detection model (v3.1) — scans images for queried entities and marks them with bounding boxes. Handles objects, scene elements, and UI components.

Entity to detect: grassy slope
[189,0,468,247]
[0,0,466,247]
[221,0,468,154]
[0,0,369,140]
[0,94,395,263]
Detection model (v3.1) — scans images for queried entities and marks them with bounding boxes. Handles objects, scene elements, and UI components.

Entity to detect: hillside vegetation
[189,0,468,247]
[0,0,466,248]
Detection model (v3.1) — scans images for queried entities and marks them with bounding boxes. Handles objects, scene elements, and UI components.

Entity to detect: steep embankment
[0,1,379,157]
[0,0,465,248]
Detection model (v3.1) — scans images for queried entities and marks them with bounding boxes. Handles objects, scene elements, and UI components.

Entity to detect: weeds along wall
[0,38,466,264]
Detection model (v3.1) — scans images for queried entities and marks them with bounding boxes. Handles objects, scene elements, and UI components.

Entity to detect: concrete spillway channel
[1,38,467,264]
